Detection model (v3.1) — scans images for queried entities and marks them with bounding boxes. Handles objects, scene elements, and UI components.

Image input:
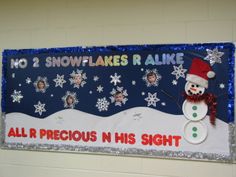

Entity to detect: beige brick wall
[0,0,236,177]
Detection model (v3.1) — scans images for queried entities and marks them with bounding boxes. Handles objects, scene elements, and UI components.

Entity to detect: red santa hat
[186,58,215,88]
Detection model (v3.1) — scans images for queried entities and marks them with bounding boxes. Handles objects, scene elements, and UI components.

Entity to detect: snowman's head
[185,81,205,96]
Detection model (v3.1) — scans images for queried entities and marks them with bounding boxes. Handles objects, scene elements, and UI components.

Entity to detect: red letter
[90,131,97,142]
[40,129,46,139]
[153,134,162,146]
[8,127,16,137]
[163,135,172,146]
[173,136,181,147]
[30,128,37,138]
[141,134,149,145]
[102,132,111,143]
[128,133,136,144]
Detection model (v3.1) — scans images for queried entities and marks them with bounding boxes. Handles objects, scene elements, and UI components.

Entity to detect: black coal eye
[196,85,199,87]
[188,90,191,93]
[199,91,202,94]
[191,85,195,87]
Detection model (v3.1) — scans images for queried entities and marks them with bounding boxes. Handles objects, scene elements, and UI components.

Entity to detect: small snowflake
[89,91,93,94]
[219,83,225,89]
[145,92,160,107]
[33,76,49,93]
[69,69,87,89]
[11,90,23,103]
[141,68,144,71]
[161,102,166,106]
[12,73,15,78]
[172,80,178,85]
[110,73,121,86]
[132,80,136,85]
[26,77,31,84]
[53,74,66,88]
[171,64,187,80]
[93,76,99,82]
[51,94,54,97]
[204,48,224,66]
[34,101,46,116]
[110,86,128,106]
[141,92,145,96]
[97,85,104,93]
[96,97,110,112]
[19,84,22,87]
[61,91,79,109]
[142,69,162,87]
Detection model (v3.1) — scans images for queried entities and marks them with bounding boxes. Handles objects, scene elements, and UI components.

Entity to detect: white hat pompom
[207,71,215,78]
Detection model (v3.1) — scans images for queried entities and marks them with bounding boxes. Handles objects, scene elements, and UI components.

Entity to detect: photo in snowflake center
[2,43,235,162]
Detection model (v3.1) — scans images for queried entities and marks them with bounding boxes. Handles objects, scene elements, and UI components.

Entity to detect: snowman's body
[182,81,208,144]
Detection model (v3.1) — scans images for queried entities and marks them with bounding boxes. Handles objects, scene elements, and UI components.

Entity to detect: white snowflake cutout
[53,74,66,88]
[204,48,224,66]
[96,97,110,112]
[69,69,87,89]
[110,86,128,106]
[171,64,187,80]
[33,76,49,93]
[25,77,31,84]
[97,85,104,93]
[61,91,79,109]
[93,76,99,82]
[142,69,162,87]
[145,92,160,107]
[110,73,121,86]
[34,101,46,116]
[172,80,178,85]
[11,90,23,103]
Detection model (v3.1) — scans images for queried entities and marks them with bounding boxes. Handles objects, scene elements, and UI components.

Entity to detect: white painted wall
[0,0,236,177]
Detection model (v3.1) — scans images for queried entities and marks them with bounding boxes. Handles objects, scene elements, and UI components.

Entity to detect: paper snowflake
[145,92,160,107]
[34,101,46,116]
[171,64,187,80]
[204,48,224,66]
[97,85,104,93]
[11,90,23,103]
[110,86,128,106]
[33,76,49,93]
[25,77,31,84]
[53,74,66,88]
[96,97,110,112]
[172,80,178,85]
[93,76,99,82]
[142,69,162,87]
[110,73,121,86]
[219,83,225,89]
[69,69,87,89]
[61,91,79,109]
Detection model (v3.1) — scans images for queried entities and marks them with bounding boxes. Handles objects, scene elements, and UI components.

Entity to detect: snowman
[182,58,216,144]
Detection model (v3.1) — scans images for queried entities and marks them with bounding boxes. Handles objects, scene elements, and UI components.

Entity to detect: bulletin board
[1,43,235,162]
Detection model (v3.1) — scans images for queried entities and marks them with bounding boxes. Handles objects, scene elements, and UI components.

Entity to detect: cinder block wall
[0,0,236,177]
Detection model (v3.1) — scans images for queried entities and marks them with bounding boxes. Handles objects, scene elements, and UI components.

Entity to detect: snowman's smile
[190,87,197,92]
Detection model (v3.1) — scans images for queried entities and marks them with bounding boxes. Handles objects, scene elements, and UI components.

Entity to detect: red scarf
[183,93,217,125]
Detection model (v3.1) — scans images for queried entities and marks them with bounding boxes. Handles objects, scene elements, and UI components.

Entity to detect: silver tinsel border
[1,113,235,163]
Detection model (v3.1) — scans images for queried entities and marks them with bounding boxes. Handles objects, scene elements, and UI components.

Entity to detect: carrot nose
[190,87,197,92]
